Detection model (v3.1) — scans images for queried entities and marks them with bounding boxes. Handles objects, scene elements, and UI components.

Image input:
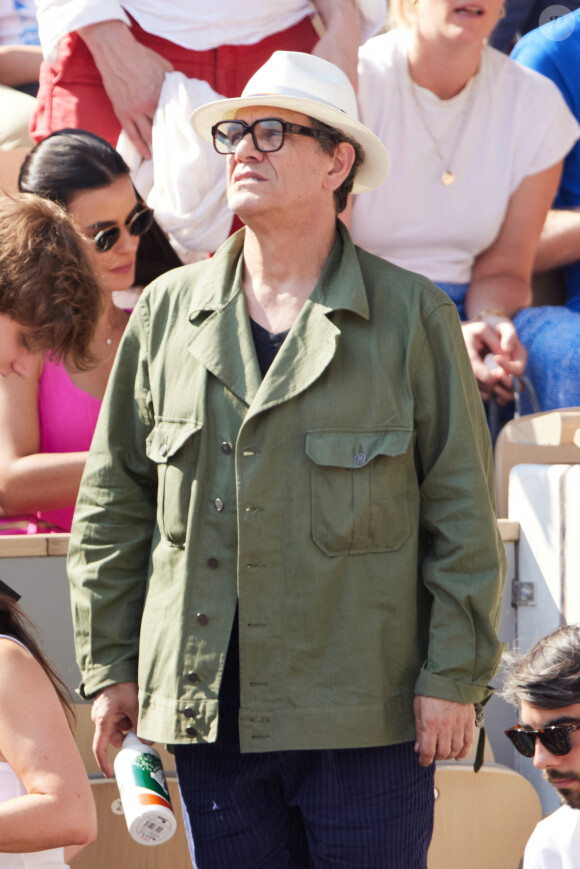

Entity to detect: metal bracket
[512,580,537,607]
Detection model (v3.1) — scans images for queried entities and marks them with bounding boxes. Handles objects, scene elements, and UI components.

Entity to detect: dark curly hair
[0,194,104,370]
[502,623,580,709]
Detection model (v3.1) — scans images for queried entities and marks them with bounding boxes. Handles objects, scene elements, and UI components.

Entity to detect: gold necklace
[408,68,478,187]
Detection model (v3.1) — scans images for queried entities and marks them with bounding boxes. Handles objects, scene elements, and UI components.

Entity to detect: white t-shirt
[524,805,580,869]
[0,635,68,869]
[36,0,387,64]
[351,29,580,284]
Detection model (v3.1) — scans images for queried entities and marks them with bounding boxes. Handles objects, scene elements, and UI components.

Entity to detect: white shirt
[524,805,580,869]
[36,0,387,64]
[351,29,580,284]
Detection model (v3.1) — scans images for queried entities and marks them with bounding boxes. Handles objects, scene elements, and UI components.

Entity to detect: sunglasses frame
[505,723,580,757]
[93,205,155,253]
[211,117,330,155]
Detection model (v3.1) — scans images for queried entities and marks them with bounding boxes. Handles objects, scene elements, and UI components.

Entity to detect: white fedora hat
[191,51,389,194]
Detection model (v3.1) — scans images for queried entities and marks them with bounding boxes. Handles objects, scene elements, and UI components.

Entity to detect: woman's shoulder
[0,635,30,655]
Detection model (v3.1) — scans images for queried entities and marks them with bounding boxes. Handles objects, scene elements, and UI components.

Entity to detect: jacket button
[159,443,169,457]
[186,726,198,737]
[220,442,232,455]
[207,557,219,569]
[188,671,200,683]
[214,498,224,512]
[183,706,195,718]
[196,613,209,625]
[354,452,367,465]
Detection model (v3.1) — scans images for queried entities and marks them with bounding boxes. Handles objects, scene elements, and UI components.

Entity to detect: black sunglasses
[505,723,580,757]
[93,206,155,253]
[211,117,330,155]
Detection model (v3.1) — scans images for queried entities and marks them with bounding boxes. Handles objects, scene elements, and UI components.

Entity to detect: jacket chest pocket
[146,420,202,546]
[306,429,412,555]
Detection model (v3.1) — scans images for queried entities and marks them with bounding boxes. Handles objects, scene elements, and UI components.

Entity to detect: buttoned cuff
[414,669,496,706]
[77,661,138,701]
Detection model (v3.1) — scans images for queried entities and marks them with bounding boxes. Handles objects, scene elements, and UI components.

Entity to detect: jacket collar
[186,223,369,408]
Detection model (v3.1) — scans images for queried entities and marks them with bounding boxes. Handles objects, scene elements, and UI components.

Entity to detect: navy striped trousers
[173,733,434,868]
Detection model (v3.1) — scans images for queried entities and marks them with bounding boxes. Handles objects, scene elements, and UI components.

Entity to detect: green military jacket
[68,223,506,752]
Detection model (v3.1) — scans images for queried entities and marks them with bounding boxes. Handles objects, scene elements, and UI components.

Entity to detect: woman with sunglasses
[0,128,180,533]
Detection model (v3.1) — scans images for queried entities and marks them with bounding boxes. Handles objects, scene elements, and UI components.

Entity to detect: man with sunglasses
[504,624,580,867]
[68,50,506,869]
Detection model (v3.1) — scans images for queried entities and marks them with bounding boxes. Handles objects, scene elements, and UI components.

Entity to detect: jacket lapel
[185,223,369,413]
[186,233,262,406]
[248,223,370,416]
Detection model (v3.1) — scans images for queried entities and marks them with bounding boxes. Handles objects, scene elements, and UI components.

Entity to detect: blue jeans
[173,732,434,869]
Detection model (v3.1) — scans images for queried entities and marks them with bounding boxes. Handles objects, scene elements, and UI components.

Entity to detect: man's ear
[324,141,356,193]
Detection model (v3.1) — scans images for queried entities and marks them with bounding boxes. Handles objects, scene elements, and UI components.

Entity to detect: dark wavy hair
[0,585,73,723]
[0,194,103,369]
[19,128,182,284]
[502,624,580,709]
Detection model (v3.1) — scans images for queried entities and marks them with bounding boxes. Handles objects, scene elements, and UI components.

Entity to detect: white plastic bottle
[113,730,177,846]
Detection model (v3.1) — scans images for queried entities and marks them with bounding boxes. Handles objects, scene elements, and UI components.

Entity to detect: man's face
[225,106,336,224]
[521,700,580,809]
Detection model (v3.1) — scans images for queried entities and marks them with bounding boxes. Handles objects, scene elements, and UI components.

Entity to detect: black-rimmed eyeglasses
[211,117,329,155]
[505,723,580,757]
[92,205,155,253]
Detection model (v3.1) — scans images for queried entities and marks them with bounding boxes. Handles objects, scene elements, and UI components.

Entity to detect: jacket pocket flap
[146,420,202,464]
[306,429,412,469]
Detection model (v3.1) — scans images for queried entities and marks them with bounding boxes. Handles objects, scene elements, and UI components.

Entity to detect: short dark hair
[309,117,364,214]
[0,194,104,369]
[502,624,580,709]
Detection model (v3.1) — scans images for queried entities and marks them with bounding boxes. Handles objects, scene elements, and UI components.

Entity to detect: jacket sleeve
[67,297,157,699]
[411,299,507,705]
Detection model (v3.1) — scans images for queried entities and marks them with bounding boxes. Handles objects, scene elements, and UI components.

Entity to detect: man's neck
[241,215,337,334]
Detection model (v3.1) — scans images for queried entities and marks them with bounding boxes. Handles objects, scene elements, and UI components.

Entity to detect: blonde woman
[351,0,580,411]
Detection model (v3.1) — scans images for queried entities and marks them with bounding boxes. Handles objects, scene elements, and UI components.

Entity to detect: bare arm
[91,682,139,778]
[413,696,475,766]
[0,46,42,87]
[311,0,361,89]
[0,640,96,852]
[463,161,563,401]
[534,207,580,273]
[0,360,88,517]
[77,20,173,160]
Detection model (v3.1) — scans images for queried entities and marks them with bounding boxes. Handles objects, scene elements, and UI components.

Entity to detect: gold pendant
[441,170,455,187]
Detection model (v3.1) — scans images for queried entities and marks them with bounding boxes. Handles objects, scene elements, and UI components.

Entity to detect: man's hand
[462,317,527,404]
[413,696,475,767]
[91,681,139,777]
[78,20,174,160]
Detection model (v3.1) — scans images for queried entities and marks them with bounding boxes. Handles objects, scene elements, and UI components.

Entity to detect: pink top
[36,357,101,532]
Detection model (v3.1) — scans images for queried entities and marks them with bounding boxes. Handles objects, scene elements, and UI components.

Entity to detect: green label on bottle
[131,753,171,802]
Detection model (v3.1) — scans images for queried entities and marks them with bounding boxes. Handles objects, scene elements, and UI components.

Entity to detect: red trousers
[31,16,318,145]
